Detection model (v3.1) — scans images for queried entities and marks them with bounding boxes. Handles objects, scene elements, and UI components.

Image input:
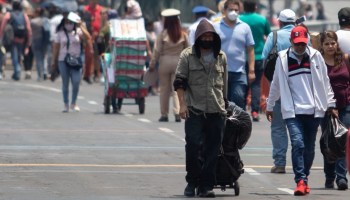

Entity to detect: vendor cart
[102,18,148,114]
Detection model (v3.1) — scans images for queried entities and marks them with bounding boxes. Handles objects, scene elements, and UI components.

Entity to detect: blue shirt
[214,19,255,73]
[262,25,295,59]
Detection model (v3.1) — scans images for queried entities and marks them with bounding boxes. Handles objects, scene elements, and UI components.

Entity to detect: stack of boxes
[104,18,148,98]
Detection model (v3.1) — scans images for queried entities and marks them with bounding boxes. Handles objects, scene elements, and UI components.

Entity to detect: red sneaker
[294,180,307,196]
[305,184,310,194]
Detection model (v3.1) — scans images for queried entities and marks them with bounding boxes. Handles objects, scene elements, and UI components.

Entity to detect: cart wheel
[138,97,145,114]
[117,98,123,111]
[104,96,111,114]
[233,181,240,196]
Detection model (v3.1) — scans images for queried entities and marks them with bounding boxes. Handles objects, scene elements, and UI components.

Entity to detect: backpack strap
[271,30,278,53]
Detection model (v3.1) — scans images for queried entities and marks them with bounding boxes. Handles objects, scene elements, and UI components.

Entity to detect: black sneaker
[158,116,169,122]
[198,188,215,198]
[325,179,334,189]
[184,183,196,197]
[175,114,181,122]
[337,179,348,190]
[83,77,93,84]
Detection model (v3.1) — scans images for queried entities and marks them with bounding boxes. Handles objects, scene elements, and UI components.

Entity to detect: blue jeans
[58,61,82,105]
[185,109,225,189]
[323,105,350,183]
[271,99,288,167]
[250,60,263,113]
[10,42,24,79]
[285,115,321,184]
[227,72,247,110]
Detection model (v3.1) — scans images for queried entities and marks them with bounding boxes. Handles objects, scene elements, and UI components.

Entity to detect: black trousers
[185,109,225,189]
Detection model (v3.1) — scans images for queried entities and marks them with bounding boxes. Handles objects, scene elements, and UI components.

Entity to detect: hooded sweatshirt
[175,19,228,113]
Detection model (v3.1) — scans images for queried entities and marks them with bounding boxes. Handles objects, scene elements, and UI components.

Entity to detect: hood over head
[194,19,221,59]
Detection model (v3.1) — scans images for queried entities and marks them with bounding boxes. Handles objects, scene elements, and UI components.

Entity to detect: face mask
[227,11,238,21]
[198,40,213,49]
[65,24,74,32]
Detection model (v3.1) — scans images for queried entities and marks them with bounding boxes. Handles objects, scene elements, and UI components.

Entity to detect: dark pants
[227,72,247,110]
[185,109,225,189]
[250,60,264,113]
[323,105,350,183]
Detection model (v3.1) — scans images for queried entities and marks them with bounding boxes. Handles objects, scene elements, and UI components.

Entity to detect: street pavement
[0,70,349,199]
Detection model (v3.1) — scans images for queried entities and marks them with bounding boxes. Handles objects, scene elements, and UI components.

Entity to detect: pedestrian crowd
[0,0,349,198]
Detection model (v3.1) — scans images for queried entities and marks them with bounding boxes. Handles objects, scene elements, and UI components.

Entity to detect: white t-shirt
[49,14,63,41]
[336,29,350,54]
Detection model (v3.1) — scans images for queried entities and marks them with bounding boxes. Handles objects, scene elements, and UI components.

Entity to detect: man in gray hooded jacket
[174,19,228,198]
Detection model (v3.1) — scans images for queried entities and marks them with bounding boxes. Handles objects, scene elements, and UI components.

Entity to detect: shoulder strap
[64,30,70,50]
[271,30,278,53]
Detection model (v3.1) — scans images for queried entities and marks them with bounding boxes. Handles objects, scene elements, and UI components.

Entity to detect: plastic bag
[320,114,348,163]
[224,102,252,150]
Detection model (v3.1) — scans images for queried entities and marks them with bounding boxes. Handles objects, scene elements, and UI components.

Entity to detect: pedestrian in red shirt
[84,0,103,83]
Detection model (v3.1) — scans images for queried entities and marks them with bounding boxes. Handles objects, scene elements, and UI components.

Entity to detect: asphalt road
[0,70,349,199]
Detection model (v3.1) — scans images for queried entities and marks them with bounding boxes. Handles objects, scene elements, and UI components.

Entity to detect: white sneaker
[70,105,80,112]
[100,76,105,83]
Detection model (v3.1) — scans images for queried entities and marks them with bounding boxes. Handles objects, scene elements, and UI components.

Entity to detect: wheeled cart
[214,102,252,196]
[101,18,148,114]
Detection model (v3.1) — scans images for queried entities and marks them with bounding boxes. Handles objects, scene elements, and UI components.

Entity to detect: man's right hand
[179,104,189,119]
[266,110,273,122]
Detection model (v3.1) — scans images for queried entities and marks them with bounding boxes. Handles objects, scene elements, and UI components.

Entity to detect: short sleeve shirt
[214,19,255,73]
[54,28,83,61]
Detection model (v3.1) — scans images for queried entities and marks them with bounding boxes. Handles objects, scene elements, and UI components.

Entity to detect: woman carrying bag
[51,12,91,112]
[320,31,349,190]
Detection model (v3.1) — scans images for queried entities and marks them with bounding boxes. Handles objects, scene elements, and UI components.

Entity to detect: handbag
[64,30,82,70]
[263,30,278,82]
[143,68,158,86]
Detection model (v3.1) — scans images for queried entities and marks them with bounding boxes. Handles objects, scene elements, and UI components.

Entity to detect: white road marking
[138,118,152,123]
[78,96,85,100]
[88,101,98,105]
[277,188,294,195]
[244,167,261,175]
[158,128,174,133]
[18,83,61,93]
[159,127,185,142]
[123,113,133,117]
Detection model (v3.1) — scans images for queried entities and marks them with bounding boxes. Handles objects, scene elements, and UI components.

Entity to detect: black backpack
[263,31,278,82]
[10,11,27,39]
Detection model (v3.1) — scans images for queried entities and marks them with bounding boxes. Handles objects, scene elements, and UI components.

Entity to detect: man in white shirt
[266,25,337,196]
[188,6,210,45]
[336,7,350,54]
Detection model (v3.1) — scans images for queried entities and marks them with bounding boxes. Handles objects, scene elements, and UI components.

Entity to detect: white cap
[67,12,81,23]
[161,9,181,17]
[278,9,296,22]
